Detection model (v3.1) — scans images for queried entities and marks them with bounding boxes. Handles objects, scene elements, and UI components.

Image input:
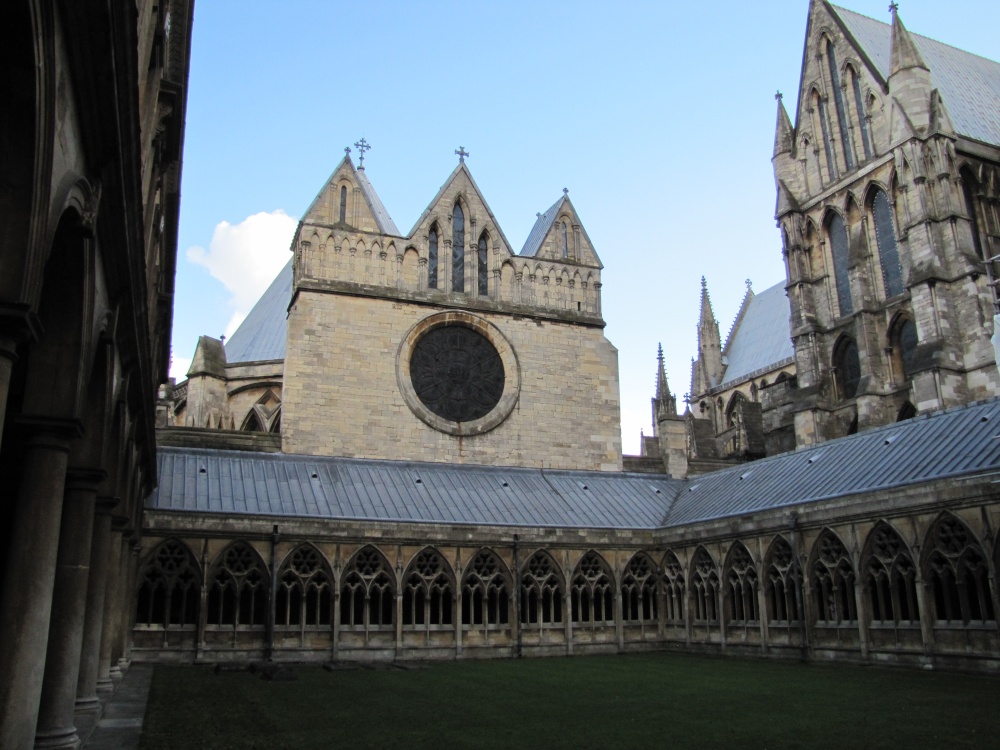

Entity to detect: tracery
[206,542,268,629]
[725,543,760,624]
[402,548,454,627]
[691,547,720,623]
[340,546,394,630]
[662,551,686,625]
[520,551,563,627]
[461,549,510,628]
[766,537,803,623]
[926,515,995,624]
[621,553,659,625]
[570,551,614,625]
[135,539,200,628]
[275,544,332,627]
[811,531,857,625]
[864,524,918,624]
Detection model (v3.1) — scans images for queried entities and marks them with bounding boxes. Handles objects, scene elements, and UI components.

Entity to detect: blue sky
[171,0,1000,454]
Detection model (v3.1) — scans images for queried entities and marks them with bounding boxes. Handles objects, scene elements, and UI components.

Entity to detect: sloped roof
[150,398,1000,530]
[520,195,566,257]
[831,4,1000,147]
[356,167,400,236]
[150,448,681,529]
[224,258,292,364]
[720,281,793,386]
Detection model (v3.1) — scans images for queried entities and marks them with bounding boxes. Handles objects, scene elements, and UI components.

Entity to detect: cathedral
[2,2,1000,748]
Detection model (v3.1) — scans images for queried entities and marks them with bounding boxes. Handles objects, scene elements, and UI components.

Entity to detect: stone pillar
[564,589,573,655]
[915,577,936,657]
[108,529,131,679]
[757,580,770,654]
[0,335,19,453]
[98,526,126,684]
[34,471,102,750]
[614,582,625,652]
[454,590,462,657]
[854,581,871,660]
[0,427,73,750]
[75,499,116,712]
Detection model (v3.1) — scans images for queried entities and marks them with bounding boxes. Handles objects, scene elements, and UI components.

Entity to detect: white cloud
[186,209,298,340]
[169,354,192,382]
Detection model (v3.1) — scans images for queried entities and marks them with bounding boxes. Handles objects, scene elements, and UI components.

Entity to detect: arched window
[275,545,332,627]
[340,546,394,630]
[960,167,984,259]
[477,231,489,296]
[621,553,658,625]
[813,88,836,183]
[889,316,918,382]
[269,408,281,433]
[765,537,803,623]
[561,221,569,259]
[827,41,854,171]
[750,382,759,402]
[452,202,465,292]
[811,531,857,625]
[897,401,916,421]
[339,185,347,223]
[461,549,510,628]
[570,551,614,625]
[827,212,852,316]
[725,543,760,624]
[926,514,996,624]
[240,410,263,432]
[690,547,719,623]
[206,542,268,628]
[864,524,918,624]
[849,67,872,159]
[520,551,563,627]
[833,336,861,400]
[428,223,439,289]
[402,548,453,627]
[135,540,200,628]
[871,189,903,297]
[663,551,686,625]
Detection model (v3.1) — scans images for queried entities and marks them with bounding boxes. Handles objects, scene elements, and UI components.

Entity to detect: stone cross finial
[344,146,351,157]
[889,2,899,15]
[455,146,469,163]
[354,137,370,168]
[745,278,752,291]
[701,276,707,291]
[563,187,569,195]
[775,90,783,101]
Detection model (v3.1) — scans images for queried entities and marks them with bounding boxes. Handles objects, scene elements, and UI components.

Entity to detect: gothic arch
[764,536,802,623]
[134,538,201,628]
[520,550,564,627]
[206,541,269,629]
[825,208,852,316]
[867,186,904,297]
[661,550,686,624]
[570,550,614,625]
[808,529,857,625]
[690,546,720,623]
[340,545,395,629]
[621,552,659,625]
[460,548,511,628]
[861,522,919,624]
[723,542,760,624]
[832,333,861,400]
[275,543,333,627]
[922,513,996,624]
[887,312,918,383]
[401,547,455,627]
[959,165,985,259]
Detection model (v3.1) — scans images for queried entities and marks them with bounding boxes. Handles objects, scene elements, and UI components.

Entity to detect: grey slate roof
[520,195,566,257]
[224,258,292,364]
[720,281,794,386]
[150,398,1000,530]
[831,5,1000,147]
[356,167,400,236]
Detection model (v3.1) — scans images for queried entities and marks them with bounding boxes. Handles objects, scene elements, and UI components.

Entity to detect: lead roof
[224,258,292,364]
[720,281,794,386]
[149,398,1000,530]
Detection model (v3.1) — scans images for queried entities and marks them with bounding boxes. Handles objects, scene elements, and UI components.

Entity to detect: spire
[694,277,724,393]
[773,91,794,158]
[889,7,928,76]
[652,343,677,428]
[655,343,669,399]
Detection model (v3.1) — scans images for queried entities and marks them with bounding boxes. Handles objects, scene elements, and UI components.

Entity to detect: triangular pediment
[300,154,400,236]
[519,193,602,269]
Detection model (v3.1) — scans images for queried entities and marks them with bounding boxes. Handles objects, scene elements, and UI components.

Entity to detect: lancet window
[960,167,984,259]
[206,542,268,628]
[135,539,200,628]
[827,212,852,316]
[461,549,510,627]
[662,551,686,624]
[766,537,803,623]
[864,524,918,624]
[275,545,332,627]
[402,549,453,626]
[340,546,394,629]
[813,89,836,183]
[520,551,563,626]
[570,551,614,625]
[428,223,439,289]
[827,41,854,171]
[725,543,760,624]
[849,67,871,159]
[927,515,996,624]
[811,531,857,625]
[561,221,569,258]
[452,202,465,292]
[889,316,918,382]
[339,185,347,223]
[691,547,720,623]
[833,335,861,400]
[871,189,903,297]
[621,553,659,625]
[477,231,489,296]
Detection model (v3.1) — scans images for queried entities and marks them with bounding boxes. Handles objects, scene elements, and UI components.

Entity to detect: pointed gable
[301,153,400,235]
[519,192,602,268]
[828,4,1000,147]
[719,281,794,386]
[407,162,515,254]
[225,258,292,364]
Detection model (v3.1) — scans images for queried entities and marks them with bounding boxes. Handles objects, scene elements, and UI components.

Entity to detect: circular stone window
[397,312,520,436]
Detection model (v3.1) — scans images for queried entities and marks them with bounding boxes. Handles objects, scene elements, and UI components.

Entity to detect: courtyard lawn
[140,652,999,750]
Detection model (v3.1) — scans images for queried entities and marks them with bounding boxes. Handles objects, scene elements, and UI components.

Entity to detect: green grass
[140,653,1000,750]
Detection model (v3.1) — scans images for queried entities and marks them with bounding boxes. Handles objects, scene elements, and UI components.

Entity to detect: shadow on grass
[140,652,999,750]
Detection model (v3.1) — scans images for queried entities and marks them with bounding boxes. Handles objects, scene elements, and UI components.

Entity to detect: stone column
[331,590,341,661]
[454,590,462,657]
[915,576,936,657]
[75,498,116,712]
[34,470,102,750]
[757,581,770,655]
[99,525,126,684]
[0,427,73,750]
[0,334,19,453]
[615,583,625,652]
[854,582,871,660]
